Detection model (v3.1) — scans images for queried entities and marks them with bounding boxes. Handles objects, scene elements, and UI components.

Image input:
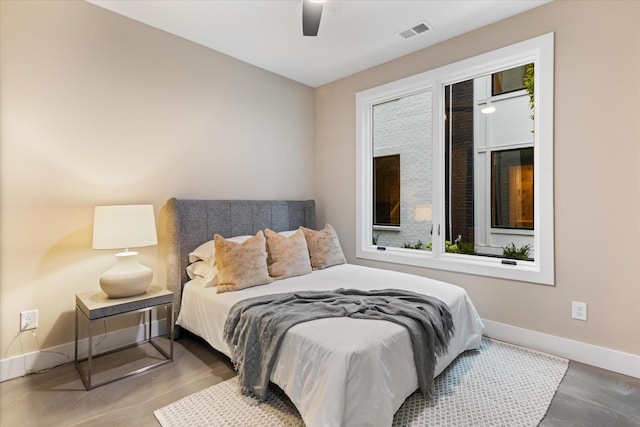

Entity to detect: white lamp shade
[92,205,157,298]
[93,205,158,250]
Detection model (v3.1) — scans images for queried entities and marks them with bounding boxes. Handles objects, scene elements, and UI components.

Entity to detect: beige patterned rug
[155,338,568,426]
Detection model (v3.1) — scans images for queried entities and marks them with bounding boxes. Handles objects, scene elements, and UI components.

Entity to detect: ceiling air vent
[397,21,432,40]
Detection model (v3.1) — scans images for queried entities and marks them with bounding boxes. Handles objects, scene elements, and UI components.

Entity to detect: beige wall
[2,0,638,366]
[315,0,640,355]
[0,1,315,357]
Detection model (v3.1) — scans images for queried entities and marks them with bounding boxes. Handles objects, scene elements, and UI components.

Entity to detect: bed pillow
[214,230,273,293]
[301,224,346,270]
[265,228,312,280]
[185,260,217,286]
[188,235,253,264]
[188,240,215,264]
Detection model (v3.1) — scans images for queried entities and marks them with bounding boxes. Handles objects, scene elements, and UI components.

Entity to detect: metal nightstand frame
[74,289,174,390]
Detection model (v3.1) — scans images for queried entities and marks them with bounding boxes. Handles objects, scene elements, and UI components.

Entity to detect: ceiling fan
[302,0,325,37]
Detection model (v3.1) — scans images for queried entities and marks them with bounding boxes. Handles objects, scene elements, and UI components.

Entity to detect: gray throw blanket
[223,288,454,401]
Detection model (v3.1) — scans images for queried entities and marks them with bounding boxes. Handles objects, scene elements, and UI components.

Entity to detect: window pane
[492,64,527,96]
[373,155,400,226]
[444,80,475,251]
[372,91,432,250]
[491,148,534,229]
[445,63,535,257]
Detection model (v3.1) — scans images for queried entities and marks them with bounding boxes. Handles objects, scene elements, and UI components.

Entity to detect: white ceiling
[88,0,550,88]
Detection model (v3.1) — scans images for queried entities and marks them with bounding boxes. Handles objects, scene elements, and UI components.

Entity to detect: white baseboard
[482,319,640,379]
[3,318,639,382]
[0,319,168,383]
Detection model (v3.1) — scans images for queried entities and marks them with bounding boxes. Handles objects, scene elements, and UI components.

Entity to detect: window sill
[373,225,401,232]
[356,245,553,285]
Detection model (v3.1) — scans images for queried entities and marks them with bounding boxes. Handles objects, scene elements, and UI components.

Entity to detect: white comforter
[177,264,484,427]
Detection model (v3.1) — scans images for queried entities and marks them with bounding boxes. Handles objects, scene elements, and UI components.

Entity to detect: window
[491,148,533,230]
[492,64,531,96]
[373,155,400,226]
[356,33,554,285]
[445,63,536,259]
[370,91,432,248]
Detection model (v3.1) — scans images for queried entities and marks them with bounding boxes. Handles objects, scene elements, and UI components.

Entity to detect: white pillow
[278,230,299,237]
[185,260,217,286]
[188,235,253,264]
[188,241,214,264]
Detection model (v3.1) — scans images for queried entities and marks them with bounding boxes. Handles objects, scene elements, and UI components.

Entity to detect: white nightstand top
[76,286,173,320]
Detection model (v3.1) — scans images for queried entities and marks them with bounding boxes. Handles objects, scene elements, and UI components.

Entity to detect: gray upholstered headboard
[165,198,316,330]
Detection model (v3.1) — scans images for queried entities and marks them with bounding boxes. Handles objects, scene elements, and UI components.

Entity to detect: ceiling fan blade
[302,1,323,37]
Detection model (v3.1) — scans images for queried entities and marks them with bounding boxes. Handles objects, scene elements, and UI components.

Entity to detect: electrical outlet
[571,301,587,321]
[20,309,38,331]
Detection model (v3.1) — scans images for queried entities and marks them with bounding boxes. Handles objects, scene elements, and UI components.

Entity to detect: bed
[166,198,484,427]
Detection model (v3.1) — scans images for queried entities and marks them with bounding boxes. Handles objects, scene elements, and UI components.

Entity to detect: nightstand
[74,286,174,390]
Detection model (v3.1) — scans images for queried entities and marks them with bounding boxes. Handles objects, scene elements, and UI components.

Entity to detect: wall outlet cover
[571,301,587,321]
[20,309,39,331]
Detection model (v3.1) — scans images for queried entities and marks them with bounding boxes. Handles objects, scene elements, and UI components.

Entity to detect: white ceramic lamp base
[99,251,153,298]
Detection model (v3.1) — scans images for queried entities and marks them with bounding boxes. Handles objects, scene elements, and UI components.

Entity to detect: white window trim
[356,33,555,285]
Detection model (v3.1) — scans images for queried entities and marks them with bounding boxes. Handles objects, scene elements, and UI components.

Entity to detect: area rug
[154,338,568,426]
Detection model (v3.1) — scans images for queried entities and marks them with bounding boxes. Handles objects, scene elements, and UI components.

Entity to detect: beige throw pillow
[301,224,346,270]
[265,228,312,280]
[214,231,273,293]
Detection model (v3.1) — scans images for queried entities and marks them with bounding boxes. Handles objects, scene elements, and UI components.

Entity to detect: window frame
[355,33,555,285]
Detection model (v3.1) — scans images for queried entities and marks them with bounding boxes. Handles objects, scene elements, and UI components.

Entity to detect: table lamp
[92,204,158,298]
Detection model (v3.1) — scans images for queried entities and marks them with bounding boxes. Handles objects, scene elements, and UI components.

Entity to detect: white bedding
[177,264,484,427]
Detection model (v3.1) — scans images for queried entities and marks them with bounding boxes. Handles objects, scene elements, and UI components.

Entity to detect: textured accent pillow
[265,228,312,280]
[301,224,346,270]
[214,231,273,293]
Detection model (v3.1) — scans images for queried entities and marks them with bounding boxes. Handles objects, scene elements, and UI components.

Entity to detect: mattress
[176,263,484,427]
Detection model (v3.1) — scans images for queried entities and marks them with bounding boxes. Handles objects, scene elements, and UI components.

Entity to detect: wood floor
[1,334,638,426]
